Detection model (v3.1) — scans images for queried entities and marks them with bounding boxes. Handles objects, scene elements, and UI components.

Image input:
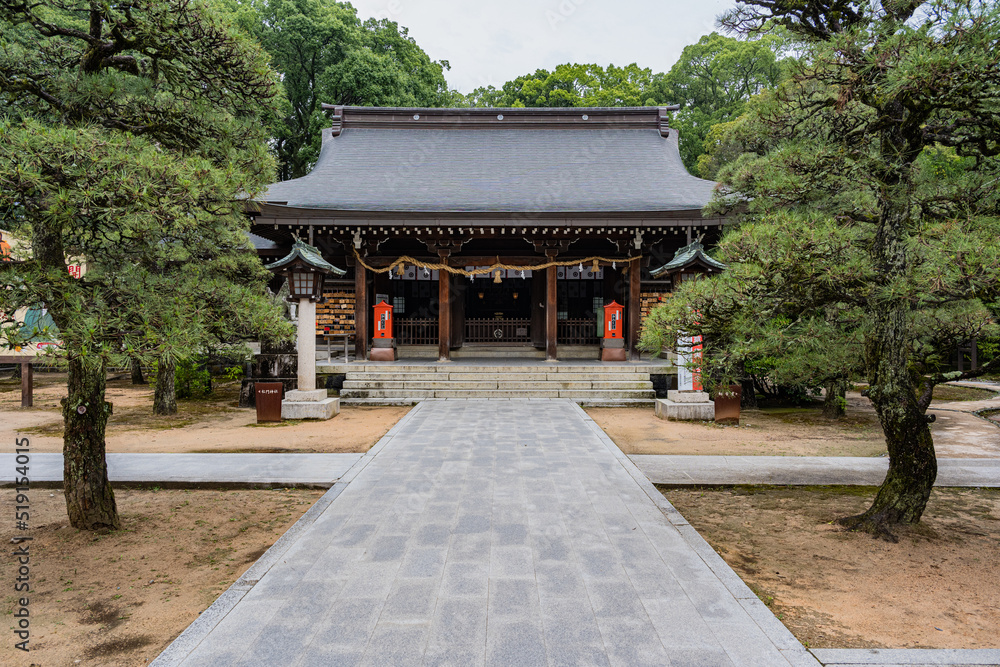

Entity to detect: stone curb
[150,403,426,667]
[811,648,1000,665]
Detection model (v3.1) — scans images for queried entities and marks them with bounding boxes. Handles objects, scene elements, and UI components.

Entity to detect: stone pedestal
[655,390,714,421]
[281,388,339,420]
[600,338,626,362]
[297,298,317,391]
[370,337,396,362]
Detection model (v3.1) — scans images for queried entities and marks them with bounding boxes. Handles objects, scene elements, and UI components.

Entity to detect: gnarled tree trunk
[154,356,177,415]
[62,356,119,530]
[822,377,847,419]
[839,151,936,536]
[130,356,146,385]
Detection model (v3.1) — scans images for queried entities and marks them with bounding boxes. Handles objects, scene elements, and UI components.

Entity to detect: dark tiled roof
[248,232,279,251]
[266,240,346,275]
[258,108,717,214]
[650,240,727,278]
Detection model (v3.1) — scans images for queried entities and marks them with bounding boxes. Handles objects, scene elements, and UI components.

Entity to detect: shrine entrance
[464,273,533,345]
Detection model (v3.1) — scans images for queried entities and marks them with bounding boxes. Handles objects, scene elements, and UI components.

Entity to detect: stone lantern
[266,239,345,419]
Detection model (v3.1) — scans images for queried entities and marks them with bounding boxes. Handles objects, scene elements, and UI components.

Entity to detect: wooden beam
[21,362,32,408]
[438,253,451,361]
[546,264,558,361]
[628,258,641,361]
[355,264,368,361]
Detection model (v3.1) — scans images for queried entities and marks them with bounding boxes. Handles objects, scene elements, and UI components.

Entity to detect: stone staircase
[338,363,658,406]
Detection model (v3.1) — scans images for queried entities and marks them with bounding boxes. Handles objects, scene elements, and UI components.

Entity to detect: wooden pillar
[354,263,368,361]
[971,339,979,371]
[20,362,32,408]
[546,263,558,361]
[438,253,451,361]
[628,257,641,361]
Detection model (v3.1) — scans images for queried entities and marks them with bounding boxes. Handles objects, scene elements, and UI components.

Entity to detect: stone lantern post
[266,239,345,420]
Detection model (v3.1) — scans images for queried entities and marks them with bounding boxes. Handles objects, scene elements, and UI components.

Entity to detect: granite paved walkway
[154,399,814,666]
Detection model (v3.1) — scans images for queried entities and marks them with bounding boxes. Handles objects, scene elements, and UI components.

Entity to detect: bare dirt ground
[0,487,324,667]
[588,393,889,457]
[0,373,409,453]
[590,385,1000,458]
[664,486,1000,649]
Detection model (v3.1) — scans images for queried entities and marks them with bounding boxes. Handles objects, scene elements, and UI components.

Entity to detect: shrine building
[248,106,725,365]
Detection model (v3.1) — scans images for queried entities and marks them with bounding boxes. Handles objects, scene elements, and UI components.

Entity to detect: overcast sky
[348,0,736,93]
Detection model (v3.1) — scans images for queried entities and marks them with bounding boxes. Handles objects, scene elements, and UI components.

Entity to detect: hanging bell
[493,270,502,284]
[592,259,599,273]
[397,264,405,276]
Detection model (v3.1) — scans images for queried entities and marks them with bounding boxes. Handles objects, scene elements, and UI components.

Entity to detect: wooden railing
[465,318,532,344]
[558,318,599,345]
[395,318,438,345]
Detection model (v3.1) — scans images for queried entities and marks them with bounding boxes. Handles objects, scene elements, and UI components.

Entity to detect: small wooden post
[354,263,368,361]
[21,362,32,408]
[628,258,641,361]
[438,253,451,361]
[546,263,558,361]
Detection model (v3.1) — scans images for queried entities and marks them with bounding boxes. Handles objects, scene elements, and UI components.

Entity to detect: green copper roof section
[649,240,727,278]
[266,239,346,275]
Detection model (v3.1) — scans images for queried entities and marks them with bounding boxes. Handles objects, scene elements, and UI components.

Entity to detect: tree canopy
[235,0,454,179]
[644,0,1000,536]
[464,63,661,109]
[463,36,788,173]
[0,0,291,530]
[654,32,789,176]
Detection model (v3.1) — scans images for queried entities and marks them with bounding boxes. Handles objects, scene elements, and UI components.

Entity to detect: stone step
[347,369,654,378]
[339,365,662,374]
[339,397,655,407]
[340,388,655,400]
[341,380,653,391]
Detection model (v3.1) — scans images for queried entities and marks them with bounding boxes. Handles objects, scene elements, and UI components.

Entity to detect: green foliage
[176,357,212,399]
[463,35,788,173]
[644,1,1000,531]
[465,63,661,109]
[653,32,790,174]
[0,0,294,368]
[235,0,453,179]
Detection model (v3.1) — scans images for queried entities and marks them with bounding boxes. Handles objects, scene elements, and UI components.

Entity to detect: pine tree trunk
[838,151,936,536]
[154,357,177,415]
[130,357,146,385]
[822,378,847,419]
[740,378,758,409]
[62,356,119,531]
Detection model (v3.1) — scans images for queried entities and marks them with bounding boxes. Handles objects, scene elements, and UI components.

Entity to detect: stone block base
[655,398,714,421]
[285,388,327,402]
[601,347,627,362]
[370,347,396,361]
[667,390,711,403]
[281,397,339,420]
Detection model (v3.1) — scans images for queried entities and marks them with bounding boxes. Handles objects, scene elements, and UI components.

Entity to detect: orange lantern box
[371,300,396,361]
[600,300,626,361]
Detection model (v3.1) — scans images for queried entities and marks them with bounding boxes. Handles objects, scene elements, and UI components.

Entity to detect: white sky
[348,0,736,93]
